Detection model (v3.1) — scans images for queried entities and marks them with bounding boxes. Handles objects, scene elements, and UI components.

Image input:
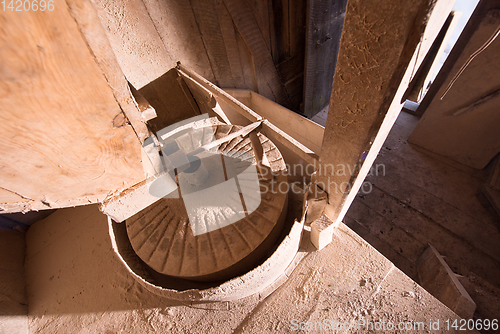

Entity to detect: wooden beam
[317,0,437,225]
[90,0,174,89]
[403,12,456,103]
[222,0,292,108]
[225,89,324,154]
[417,244,476,319]
[302,0,347,118]
[178,65,262,123]
[67,0,150,142]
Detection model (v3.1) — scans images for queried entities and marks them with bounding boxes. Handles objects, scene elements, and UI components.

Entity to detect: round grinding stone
[126,124,288,282]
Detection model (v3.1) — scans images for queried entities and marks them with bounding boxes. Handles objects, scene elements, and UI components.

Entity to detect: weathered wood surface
[418,244,476,319]
[0,228,28,333]
[409,9,500,169]
[67,0,150,142]
[317,0,437,225]
[225,89,324,154]
[138,69,200,133]
[302,0,347,118]
[91,0,177,89]
[0,0,144,212]
[92,0,306,113]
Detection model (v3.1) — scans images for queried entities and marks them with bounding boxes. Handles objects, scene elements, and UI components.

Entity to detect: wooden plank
[409,9,500,169]
[141,0,216,84]
[0,228,27,322]
[418,244,476,319]
[246,0,272,52]
[317,0,436,226]
[284,73,304,112]
[302,0,347,118]
[180,71,239,125]
[367,161,500,262]
[0,0,144,212]
[189,0,234,88]
[415,1,500,114]
[178,67,318,166]
[376,148,497,228]
[404,13,456,103]
[215,0,247,89]
[261,121,318,167]
[225,89,324,154]
[223,0,292,108]
[288,0,307,58]
[419,11,463,104]
[345,200,426,264]
[276,55,304,85]
[344,206,419,282]
[236,29,259,92]
[178,66,262,123]
[409,0,456,77]
[270,0,290,63]
[66,0,150,142]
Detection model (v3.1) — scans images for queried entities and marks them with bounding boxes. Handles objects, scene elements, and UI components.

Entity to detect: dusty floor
[24,204,470,333]
[315,109,500,328]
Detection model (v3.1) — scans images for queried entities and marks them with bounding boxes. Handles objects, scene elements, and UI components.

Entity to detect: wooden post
[316,0,439,225]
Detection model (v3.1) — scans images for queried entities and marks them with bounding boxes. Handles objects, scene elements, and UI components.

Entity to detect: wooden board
[222,0,292,108]
[189,0,234,88]
[302,0,347,118]
[215,0,247,89]
[67,0,149,142]
[415,1,500,113]
[409,9,500,169]
[418,244,476,319]
[0,0,144,212]
[178,66,318,172]
[418,11,462,104]
[225,89,324,154]
[270,0,290,64]
[404,12,456,103]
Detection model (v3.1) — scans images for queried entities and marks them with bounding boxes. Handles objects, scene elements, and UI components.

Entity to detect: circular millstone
[126,124,288,282]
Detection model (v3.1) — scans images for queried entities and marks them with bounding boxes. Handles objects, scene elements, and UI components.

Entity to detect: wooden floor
[315,109,500,324]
